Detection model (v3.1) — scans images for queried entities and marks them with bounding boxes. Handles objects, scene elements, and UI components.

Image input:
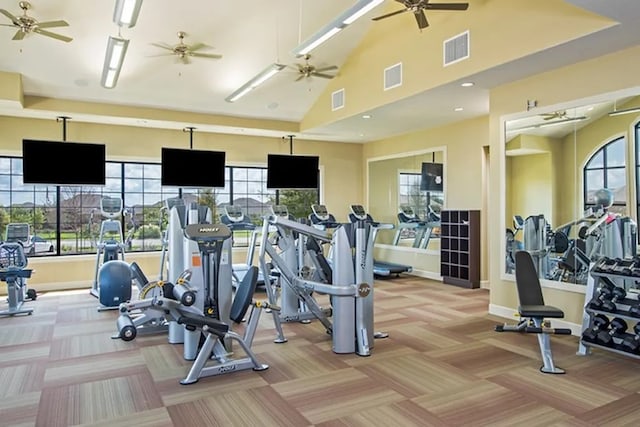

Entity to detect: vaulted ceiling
[0,0,639,143]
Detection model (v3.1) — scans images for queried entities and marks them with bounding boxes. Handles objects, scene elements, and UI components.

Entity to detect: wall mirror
[367,148,445,251]
[504,89,640,287]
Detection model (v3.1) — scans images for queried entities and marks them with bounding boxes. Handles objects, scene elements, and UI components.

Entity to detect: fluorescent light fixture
[608,106,640,117]
[292,0,384,57]
[113,0,143,28]
[101,36,129,89]
[225,63,286,103]
[509,116,588,133]
[461,82,474,87]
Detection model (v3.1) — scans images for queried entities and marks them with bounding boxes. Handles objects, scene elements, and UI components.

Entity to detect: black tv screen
[267,154,319,189]
[420,162,443,192]
[161,148,226,188]
[22,139,106,185]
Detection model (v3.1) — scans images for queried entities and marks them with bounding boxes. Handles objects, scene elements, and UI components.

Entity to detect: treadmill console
[311,204,329,221]
[222,205,244,222]
[101,196,123,219]
[350,204,367,220]
[271,205,290,218]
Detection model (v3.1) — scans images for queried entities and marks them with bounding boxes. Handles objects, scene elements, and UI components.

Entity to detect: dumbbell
[588,286,617,312]
[619,323,640,354]
[582,314,610,343]
[595,317,628,347]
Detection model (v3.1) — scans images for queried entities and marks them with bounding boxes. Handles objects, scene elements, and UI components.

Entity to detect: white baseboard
[489,303,583,336]
[408,269,442,281]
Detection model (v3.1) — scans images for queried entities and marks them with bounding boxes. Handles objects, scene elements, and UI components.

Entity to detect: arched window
[583,136,626,215]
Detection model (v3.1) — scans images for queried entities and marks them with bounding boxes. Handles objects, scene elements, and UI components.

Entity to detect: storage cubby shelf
[440,210,480,289]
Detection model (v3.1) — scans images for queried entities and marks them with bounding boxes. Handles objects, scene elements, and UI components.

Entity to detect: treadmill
[348,204,413,278]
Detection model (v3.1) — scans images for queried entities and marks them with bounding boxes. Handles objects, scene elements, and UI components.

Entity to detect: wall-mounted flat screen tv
[420,162,443,192]
[267,154,319,189]
[161,147,226,188]
[22,139,106,185]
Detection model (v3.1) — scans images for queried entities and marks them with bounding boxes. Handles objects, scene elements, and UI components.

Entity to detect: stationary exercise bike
[0,240,35,317]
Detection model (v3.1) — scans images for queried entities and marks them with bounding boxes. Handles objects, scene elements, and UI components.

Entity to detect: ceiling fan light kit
[113,0,143,28]
[226,63,287,103]
[291,0,384,57]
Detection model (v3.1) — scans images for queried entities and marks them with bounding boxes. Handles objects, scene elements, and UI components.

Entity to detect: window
[0,157,320,255]
[584,136,626,215]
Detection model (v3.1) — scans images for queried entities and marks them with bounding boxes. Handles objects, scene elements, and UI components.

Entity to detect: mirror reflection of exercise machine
[0,239,35,317]
[392,204,440,249]
[348,204,412,277]
[505,215,524,274]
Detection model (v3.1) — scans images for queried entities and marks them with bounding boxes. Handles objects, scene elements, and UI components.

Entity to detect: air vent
[384,62,402,90]
[443,30,469,66]
[331,88,345,111]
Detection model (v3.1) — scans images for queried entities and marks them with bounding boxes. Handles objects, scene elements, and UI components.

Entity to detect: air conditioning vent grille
[332,88,345,111]
[384,62,402,90]
[444,31,469,66]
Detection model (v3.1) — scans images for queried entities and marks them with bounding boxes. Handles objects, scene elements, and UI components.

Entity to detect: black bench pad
[519,305,564,318]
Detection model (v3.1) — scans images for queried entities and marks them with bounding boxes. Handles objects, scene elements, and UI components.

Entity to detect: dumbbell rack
[578,264,640,359]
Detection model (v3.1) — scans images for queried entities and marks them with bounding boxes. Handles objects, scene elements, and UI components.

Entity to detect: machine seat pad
[519,305,564,318]
[177,311,229,336]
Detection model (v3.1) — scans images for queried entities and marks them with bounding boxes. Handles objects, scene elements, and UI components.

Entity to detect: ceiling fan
[372,0,469,30]
[150,31,222,64]
[540,111,569,120]
[0,1,72,42]
[291,55,338,82]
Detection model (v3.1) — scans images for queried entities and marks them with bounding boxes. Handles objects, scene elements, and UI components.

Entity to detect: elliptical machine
[90,196,131,310]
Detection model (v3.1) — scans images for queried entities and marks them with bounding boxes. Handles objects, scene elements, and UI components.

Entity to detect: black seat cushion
[230,266,258,323]
[177,310,229,337]
[519,304,564,318]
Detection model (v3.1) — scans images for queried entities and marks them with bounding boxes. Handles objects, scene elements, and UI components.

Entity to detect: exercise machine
[392,204,439,249]
[348,204,412,277]
[176,224,272,384]
[219,205,266,287]
[259,214,385,355]
[309,204,340,230]
[90,196,129,307]
[0,241,35,317]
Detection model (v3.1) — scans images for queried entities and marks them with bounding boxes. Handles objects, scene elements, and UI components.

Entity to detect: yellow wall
[0,115,362,292]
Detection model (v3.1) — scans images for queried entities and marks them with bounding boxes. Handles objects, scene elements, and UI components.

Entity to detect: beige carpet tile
[139,342,195,383]
[0,391,40,427]
[0,323,54,347]
[156,370,270,407]
[570,357,640,392]
[48,332,138,360]
[489,367,633,416]
[0,363,46,397]
[574,393,640,426]
[36,372,164,427]
[73,407,174,427]
[0,342,50,368]
[427,339,536,377]
[166,385,311,427]
[315,399,448,427]
[271,367,406,424]
[43,348,147,388]
[414,379,572,427]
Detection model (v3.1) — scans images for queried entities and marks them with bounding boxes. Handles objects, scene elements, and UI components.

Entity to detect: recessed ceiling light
[362,114,371,119]
[461,82,474,87]
[454,107,464,112]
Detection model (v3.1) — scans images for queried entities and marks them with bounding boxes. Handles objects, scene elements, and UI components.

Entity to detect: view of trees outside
[0,157,320,256]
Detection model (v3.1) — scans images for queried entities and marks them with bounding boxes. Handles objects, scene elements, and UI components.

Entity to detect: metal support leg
[533,318,565,374]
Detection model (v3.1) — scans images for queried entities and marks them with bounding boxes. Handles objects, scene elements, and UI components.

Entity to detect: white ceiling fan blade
[0,8,20,25]
[36,20,69,29]
[151,42,174,51]
[188,42,209,52]
[12,29,26,40]
[312,72,335,79]
[34,28,72,42]
[190,52,222,59]
[314,65,338,73]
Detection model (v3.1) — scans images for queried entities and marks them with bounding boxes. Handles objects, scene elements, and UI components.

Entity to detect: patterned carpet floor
[2,275,640,426]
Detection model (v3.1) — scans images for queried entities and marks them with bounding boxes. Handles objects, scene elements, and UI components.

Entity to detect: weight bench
[495,250,571,374]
